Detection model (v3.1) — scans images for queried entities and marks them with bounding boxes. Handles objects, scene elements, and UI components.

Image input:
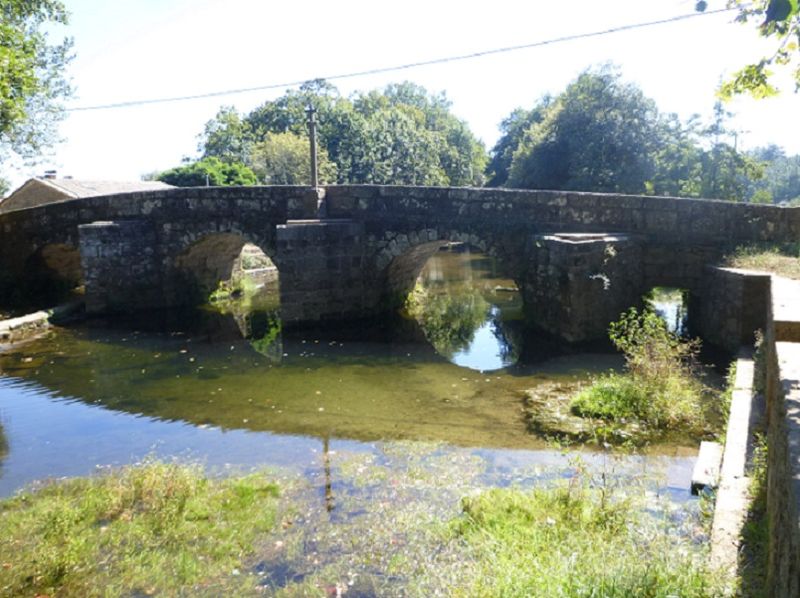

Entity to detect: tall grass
[450,478,723,597]
[570,308,711,436]
[0,461,279,597]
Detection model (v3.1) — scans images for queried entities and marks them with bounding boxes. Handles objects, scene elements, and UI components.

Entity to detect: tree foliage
[745,144,800,203]
[156,157,257,187]
[0,0,73,161]
[493,68,765,201]
[198,81,487,187]
[704,0,800,98]
[249,131,336,185]
[507,69,661,194]
[485,103,550,187]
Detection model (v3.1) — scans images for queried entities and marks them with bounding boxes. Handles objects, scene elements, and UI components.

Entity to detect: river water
[0,247,706,592]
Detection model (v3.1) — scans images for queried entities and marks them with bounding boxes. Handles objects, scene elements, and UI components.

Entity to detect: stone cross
[306,105,319,189]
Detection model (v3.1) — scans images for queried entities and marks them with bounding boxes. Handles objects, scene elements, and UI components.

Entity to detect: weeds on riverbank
[724,242,800,279]
[0,461,278,597]
[739,435,769,597]
[450,475,722,597]
[570,308,713,437]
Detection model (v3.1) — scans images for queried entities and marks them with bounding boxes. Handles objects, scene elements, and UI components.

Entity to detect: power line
[67,7,736,112]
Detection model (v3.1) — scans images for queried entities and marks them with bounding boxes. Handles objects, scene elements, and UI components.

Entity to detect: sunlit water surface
[0,249,706,592]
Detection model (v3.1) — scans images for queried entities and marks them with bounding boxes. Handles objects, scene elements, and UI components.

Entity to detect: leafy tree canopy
[156,157,257,187]
[700,0,800,99]
[0,0,73,161]
[249,131,336,185]
[485,103,550,187]
[507,68,663,194]
[199,80,487,187]
[745,144,800,203]
[493,68,765,201]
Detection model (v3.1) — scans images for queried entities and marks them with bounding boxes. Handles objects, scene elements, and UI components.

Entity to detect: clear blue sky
[6,0,799,187]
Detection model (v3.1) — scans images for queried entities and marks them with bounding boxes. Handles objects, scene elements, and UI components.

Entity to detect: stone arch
[12,242,85,306]
[370,227,518,308]
[172,232,278,302]
[33,243,84,288]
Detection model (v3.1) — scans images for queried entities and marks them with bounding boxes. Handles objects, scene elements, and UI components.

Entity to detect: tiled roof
[38,178,173,197]
[0,178,174,212]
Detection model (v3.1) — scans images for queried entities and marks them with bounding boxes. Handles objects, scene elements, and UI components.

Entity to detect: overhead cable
[66,7,736,112]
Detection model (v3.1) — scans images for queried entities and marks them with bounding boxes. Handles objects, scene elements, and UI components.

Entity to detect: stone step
[691,440,723,495]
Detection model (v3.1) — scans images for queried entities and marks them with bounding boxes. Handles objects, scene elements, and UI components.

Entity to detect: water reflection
[649,287,688,336]
[0,423,7,471]
[0,248,711,500]
[409,245,522,371]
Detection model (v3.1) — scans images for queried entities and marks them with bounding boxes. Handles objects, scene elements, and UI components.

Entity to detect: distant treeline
[152,68,800,205]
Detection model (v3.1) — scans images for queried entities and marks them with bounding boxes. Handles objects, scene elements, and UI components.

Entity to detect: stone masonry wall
[324,186,799,248]
[765,277,800,598]
[1,184,798,331]
[79,220,161,313]
[524,233,644,343]
[691,266,771,352]
[276,220,370,324]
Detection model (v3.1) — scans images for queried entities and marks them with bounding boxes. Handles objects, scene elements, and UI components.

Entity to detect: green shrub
[570,308,706,433]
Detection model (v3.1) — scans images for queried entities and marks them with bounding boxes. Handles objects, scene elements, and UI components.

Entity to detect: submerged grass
[449,479,722,597]
[0,461,279,597]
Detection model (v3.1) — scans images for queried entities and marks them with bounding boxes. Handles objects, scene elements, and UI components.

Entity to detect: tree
[249,131,336,184]
[198,81,487,187]
[507,69,662,194]
[485,103,550,187]
[746,144,800,203]
[199,106,252,164]
[156,157,257,187]
[648,114,704,197]
[695,101,764,200]
[496,71,764,201]
[0,1,73,161]
[702,0,800,98]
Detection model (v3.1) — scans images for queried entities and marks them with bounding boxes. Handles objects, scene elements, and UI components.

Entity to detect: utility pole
[306,104,319,189]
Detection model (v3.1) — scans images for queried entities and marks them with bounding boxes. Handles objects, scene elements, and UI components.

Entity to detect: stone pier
[276,219,370,324]
[78,220,160,313]
[523,233,644,342]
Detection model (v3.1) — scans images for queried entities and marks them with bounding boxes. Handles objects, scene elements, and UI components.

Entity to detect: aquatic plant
[449,474,723,597]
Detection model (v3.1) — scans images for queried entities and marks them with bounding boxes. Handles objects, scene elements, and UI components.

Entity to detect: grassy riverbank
[724,243,800,279]
[0,462,279,597]
[0,451,719,597]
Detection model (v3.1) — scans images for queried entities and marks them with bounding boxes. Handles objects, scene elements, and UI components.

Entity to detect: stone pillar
[78,220,161,313]
[524,233,643,343]
[690,266,771,352]
[276,219,368,324]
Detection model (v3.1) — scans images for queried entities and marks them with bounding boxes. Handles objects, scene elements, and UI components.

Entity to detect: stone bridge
[1,185,797,343]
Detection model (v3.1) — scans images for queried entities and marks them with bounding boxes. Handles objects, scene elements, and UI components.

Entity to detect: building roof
[0,177,174,213]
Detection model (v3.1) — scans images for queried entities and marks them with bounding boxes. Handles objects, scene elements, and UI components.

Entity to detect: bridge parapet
[1,184,798,342]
